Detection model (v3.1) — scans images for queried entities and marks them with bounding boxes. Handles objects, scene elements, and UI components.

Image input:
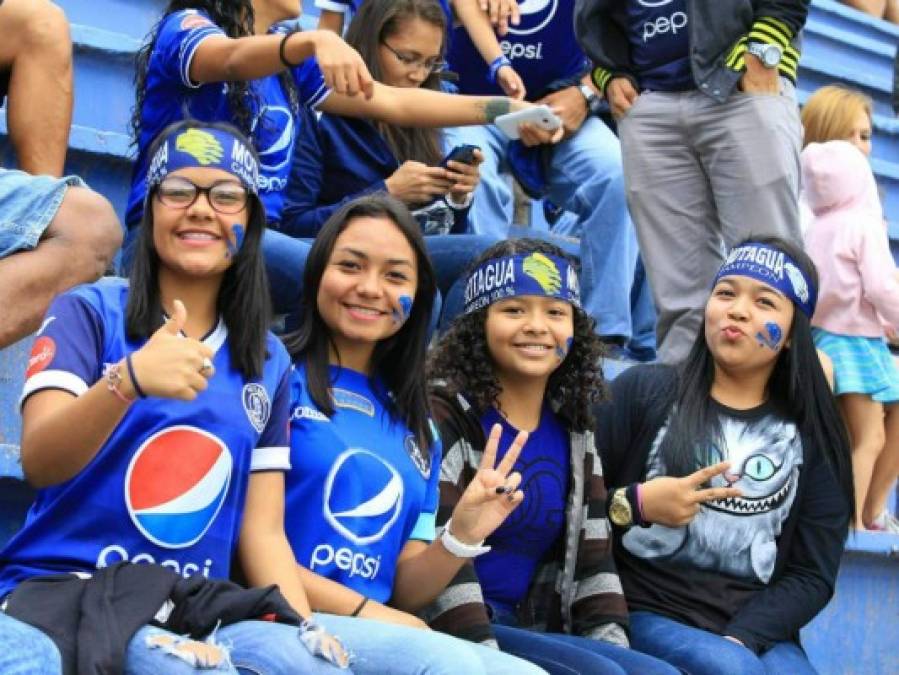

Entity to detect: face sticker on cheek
[392,294,414,325]
[756,322,783,351]
[225,224,245,259]
[555,336,574,360]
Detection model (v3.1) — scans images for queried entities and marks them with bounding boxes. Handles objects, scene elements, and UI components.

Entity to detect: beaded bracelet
[103,361,134,404]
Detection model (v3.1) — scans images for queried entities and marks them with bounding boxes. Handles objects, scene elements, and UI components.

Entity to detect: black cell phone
[439,144,479,168]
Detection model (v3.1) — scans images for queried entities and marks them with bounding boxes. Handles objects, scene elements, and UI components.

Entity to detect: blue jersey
[474,405,569,613]
[449,1,588,97]
[284,364,441,603]
[0,278,292,597]
[625,0,692,91]
[126,9,331,226]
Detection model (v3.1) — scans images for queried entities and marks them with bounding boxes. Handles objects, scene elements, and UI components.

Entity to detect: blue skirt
[812,328,899,403]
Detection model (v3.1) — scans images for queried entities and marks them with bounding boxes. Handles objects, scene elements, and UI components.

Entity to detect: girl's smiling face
[485,295,575,384]
[151,167,249,279]
[317,216,418,366]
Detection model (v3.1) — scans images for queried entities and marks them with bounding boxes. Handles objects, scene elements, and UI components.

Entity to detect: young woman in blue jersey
[128,0,547,314]
[425,238,677,675]
[0,120,349,674]
[281,0,498,307]
[593,237,853,675]
[241,193,546,674]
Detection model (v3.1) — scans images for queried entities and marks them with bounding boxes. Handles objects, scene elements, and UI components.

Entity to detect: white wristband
[440,518,491,558]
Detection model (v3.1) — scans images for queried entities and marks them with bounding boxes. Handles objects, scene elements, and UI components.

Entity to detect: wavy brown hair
[428,239,607,433]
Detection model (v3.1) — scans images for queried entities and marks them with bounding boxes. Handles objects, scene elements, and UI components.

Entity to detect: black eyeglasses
[381,40,446,74]
[155,176,249,214]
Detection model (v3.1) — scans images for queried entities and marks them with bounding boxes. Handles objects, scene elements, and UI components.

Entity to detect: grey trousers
[618,80,802,363]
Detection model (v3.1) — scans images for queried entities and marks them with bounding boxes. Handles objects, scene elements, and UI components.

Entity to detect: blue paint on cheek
[226,224,245,258]
[556,337,574,360]
[393,295,414,324]
[756,322,783,350]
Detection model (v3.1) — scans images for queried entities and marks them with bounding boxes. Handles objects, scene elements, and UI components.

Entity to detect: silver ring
[199,357,213,374]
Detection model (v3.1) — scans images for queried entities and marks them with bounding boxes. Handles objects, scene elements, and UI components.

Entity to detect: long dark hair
[660,236,855,517]
[131,1,296,146]
[344,0,446,165]
[126,119,271,380]
[428,238,607,433]
[283,193,438,450]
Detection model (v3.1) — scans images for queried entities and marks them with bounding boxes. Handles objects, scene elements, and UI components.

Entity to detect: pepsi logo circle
[125,426,233,549]
[323,449,403,546]
[507,0,558,36]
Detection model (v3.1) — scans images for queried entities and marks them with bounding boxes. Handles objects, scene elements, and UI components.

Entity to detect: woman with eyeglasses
[0,120,350,673]
[127,0,544,314]
[281,0,499,303]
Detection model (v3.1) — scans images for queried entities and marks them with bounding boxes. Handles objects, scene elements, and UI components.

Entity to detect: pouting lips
[704,475,793,516]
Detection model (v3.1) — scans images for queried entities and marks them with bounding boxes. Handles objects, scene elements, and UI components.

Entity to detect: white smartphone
[494,105,562,140]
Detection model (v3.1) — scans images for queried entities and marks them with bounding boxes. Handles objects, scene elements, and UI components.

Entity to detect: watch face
[609,494,632,526]
[763,46,781,68]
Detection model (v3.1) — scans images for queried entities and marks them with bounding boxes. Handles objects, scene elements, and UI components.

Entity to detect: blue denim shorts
[0,168,85,258]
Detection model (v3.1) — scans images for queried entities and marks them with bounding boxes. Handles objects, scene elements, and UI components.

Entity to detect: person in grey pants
[575,0,807,363]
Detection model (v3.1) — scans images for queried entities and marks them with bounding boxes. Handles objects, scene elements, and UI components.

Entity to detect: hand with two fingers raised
[125,300,216,402]
[640,461,742,528]
[445,424,528,545]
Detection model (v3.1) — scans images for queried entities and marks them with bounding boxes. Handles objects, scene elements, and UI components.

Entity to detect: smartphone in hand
[439,144,480,168]
[494,105,561,140]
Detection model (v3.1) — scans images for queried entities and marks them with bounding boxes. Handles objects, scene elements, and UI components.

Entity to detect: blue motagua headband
[714,242,817,318]
[464,252,581,314]
[146,125,260,194]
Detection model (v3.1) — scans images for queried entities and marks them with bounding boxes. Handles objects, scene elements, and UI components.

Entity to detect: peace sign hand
[641,461,742,528]
[446,424,528,545]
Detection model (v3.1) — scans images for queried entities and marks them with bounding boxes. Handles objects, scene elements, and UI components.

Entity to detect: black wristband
[279,30,298,69]
[125,353,147,399]
[351,596,369,617]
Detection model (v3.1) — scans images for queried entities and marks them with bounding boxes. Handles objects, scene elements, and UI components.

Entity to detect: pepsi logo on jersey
[124,426,232,549]
[310,448,404,580]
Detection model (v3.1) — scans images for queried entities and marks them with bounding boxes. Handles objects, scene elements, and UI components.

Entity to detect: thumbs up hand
[125,299,216,401]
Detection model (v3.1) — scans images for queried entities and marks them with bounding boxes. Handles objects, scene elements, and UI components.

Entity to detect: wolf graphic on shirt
[623,414,803,582]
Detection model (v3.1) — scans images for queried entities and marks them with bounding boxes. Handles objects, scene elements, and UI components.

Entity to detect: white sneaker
[869,510,899,534]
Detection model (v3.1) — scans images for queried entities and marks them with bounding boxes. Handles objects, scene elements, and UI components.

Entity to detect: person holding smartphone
[281,0,501,303]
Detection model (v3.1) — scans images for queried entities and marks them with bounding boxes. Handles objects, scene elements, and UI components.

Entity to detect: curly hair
[131,1,298,146]
[428,238,608,433]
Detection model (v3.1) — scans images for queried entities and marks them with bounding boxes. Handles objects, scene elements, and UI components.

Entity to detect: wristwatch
[578,83,602,114]
[746,42,782,69]
[608,488,634,528]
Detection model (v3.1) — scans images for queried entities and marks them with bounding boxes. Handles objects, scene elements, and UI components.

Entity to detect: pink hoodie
[803,140,899,336]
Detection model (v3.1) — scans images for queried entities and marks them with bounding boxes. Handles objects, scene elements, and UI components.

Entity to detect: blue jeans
[0,612,62,674]
[0,168,85,258]
[443,118,639,338]
[629,611,818,675]
[314,613,547,675]
[486,602,675,675]
[424,234,499,296]
[126,620,347,674]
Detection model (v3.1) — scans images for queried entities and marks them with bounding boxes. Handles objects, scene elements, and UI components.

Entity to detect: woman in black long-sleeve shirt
[594,236,853,675]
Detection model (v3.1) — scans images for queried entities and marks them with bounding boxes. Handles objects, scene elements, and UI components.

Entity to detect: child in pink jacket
[803,140,899,531]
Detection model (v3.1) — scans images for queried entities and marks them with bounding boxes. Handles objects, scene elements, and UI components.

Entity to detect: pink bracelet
[103,361,134,404]
[635,482,646,523]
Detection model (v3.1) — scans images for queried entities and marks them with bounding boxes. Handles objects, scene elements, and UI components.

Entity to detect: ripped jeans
[125,621,349,675]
